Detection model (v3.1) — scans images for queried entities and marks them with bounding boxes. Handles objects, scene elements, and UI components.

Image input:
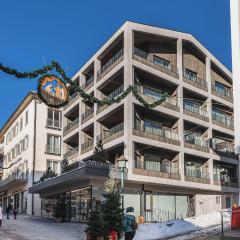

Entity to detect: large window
[47,109,62,129]
[185,69,198,82]
[143,86,162,100]
[46,135,61,155]
[153,55,171,70]
[144,120,162,135]
[215,82,231,97]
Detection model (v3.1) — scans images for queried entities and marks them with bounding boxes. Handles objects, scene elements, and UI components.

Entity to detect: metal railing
[213,174,239,188]
[81,139,94,153]
[45,145,61,155]
[107,85,124,99]
[212,140,235,154]
[135,85,178,107]
[136,161,179,175]
[185,169,210,179]
[64,92,78,109]
[184,136,209,148]
[82,76,94,89]
[183,70,207,90]
[63,146,79,159]
[63,118,79,135]
[212,112,234,128]
[133,47,178,78]
[97,122,124,143]
[97,49,123,78]
[212,84,233,101]
[183,103,208,117]
[81,109,94,122]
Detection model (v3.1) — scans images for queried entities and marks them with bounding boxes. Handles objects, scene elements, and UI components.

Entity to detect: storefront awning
[0,176,27,192]
[29,161,111,197]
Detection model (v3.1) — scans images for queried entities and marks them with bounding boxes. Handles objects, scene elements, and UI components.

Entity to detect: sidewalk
[0,215,86,240]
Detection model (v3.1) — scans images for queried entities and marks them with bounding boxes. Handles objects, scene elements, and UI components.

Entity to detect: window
[153,56,171,70]
[46,135,61,155]
[20,118,23,131]
[47,109,62,129]
[47,160,60,175]
[183,100,200,114]
[215,82,231,97]
[143,86,162,100]
[185,69,197,82]
[23,135,29,150]
[216,196,220,204]
[25,111,28,126]
[144,120,162,135]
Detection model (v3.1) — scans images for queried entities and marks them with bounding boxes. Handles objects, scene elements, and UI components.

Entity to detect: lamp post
[116,155,128,210]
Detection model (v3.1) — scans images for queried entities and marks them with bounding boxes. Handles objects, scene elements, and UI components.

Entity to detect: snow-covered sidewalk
[0,215,86,240]
[134,211,231,240]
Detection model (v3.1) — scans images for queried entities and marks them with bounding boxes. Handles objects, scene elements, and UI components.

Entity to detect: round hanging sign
[37,74,69,108]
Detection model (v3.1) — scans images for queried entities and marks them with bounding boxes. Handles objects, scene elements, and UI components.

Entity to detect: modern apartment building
[0,92,63,216]
[29,21,239,222]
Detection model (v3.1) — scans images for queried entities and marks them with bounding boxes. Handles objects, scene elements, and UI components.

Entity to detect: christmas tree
[39,167,57,182]
[86,208,104,239]
[101,167,123,239]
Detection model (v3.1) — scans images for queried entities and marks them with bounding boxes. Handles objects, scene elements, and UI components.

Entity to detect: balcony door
[47,134,61,155]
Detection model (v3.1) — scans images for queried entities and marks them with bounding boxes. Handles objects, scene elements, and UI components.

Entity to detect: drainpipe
[31,97,37,215]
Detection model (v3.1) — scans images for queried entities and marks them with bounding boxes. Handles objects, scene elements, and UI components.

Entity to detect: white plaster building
[0,92,62,216]
[29,21,239,222]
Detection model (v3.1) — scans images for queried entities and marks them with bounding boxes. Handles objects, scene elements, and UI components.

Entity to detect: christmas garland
[0,61,168,109]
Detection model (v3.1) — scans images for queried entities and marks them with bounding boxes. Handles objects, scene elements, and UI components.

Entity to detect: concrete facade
[0,92,63,216]
[61,21,239,217]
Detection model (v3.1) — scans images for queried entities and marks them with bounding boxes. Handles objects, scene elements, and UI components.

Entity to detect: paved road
[0,215,86,240]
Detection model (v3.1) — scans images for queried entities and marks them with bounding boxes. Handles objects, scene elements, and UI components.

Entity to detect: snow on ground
[134,210,231,240]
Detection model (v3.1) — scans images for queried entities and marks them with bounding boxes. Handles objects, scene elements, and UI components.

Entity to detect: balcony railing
[212,141,235,155]
[134,123,181,146]
[81,109,94,124]
[134,161,180,180]
[45,145,61,155]
[97,49,124,81]
[183,103,208,121]
[64,92,79,110]
[63,146,79,160]
[82,76,94,90]
[212,84,233,102]
[97,85,124,114]
[135,85,179,112]
[213,174,239,188]
[81,139,94,154]
[185,169,210,184]
[97,122,124,144]
[183,71,208,91]
[184,137,209,152]
[63,118,79,136]
[212,112,234,130]
[46,119,61,129]
[133,47,178,79]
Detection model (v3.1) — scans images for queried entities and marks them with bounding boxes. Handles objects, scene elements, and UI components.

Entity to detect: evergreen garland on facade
[0,61,168,109]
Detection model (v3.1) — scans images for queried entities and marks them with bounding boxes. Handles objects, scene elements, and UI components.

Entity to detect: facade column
[177,38,184,181]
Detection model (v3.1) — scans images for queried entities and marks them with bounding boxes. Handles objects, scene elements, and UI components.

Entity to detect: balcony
[64,92,79,110]
[213,174,239,188]
[184,137,209,153]
[183,70,207,91]
[212,84,233,103]
[82,76,94,91]
[133,161,180,180]
[136,86,179,112]
[97,122,124,144]
[46,119,61,130]
[185,169,210,184]
[133,124,181,146]
[81,139,94,154]
[97,85,124,114]
[212,141,235,155]
[183,103,208,122]
[45,145,61,155]
[81,109,94,124]
[63,118,79,136]
[212,113,234,131]
[63,146,79,160]
[97,49,124,81]
[133,48,178,79]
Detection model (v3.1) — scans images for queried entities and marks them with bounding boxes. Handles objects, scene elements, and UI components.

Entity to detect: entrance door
[226,196,232,208]
[144,191,152,222]
[14,193,20,210]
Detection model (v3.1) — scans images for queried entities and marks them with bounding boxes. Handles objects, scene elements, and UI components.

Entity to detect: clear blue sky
[0,0,231,128]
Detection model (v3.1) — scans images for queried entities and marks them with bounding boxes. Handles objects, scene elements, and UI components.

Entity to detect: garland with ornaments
[0,61,168,108]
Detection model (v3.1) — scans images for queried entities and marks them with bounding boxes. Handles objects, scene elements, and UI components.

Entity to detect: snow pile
[134,211,231,240]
